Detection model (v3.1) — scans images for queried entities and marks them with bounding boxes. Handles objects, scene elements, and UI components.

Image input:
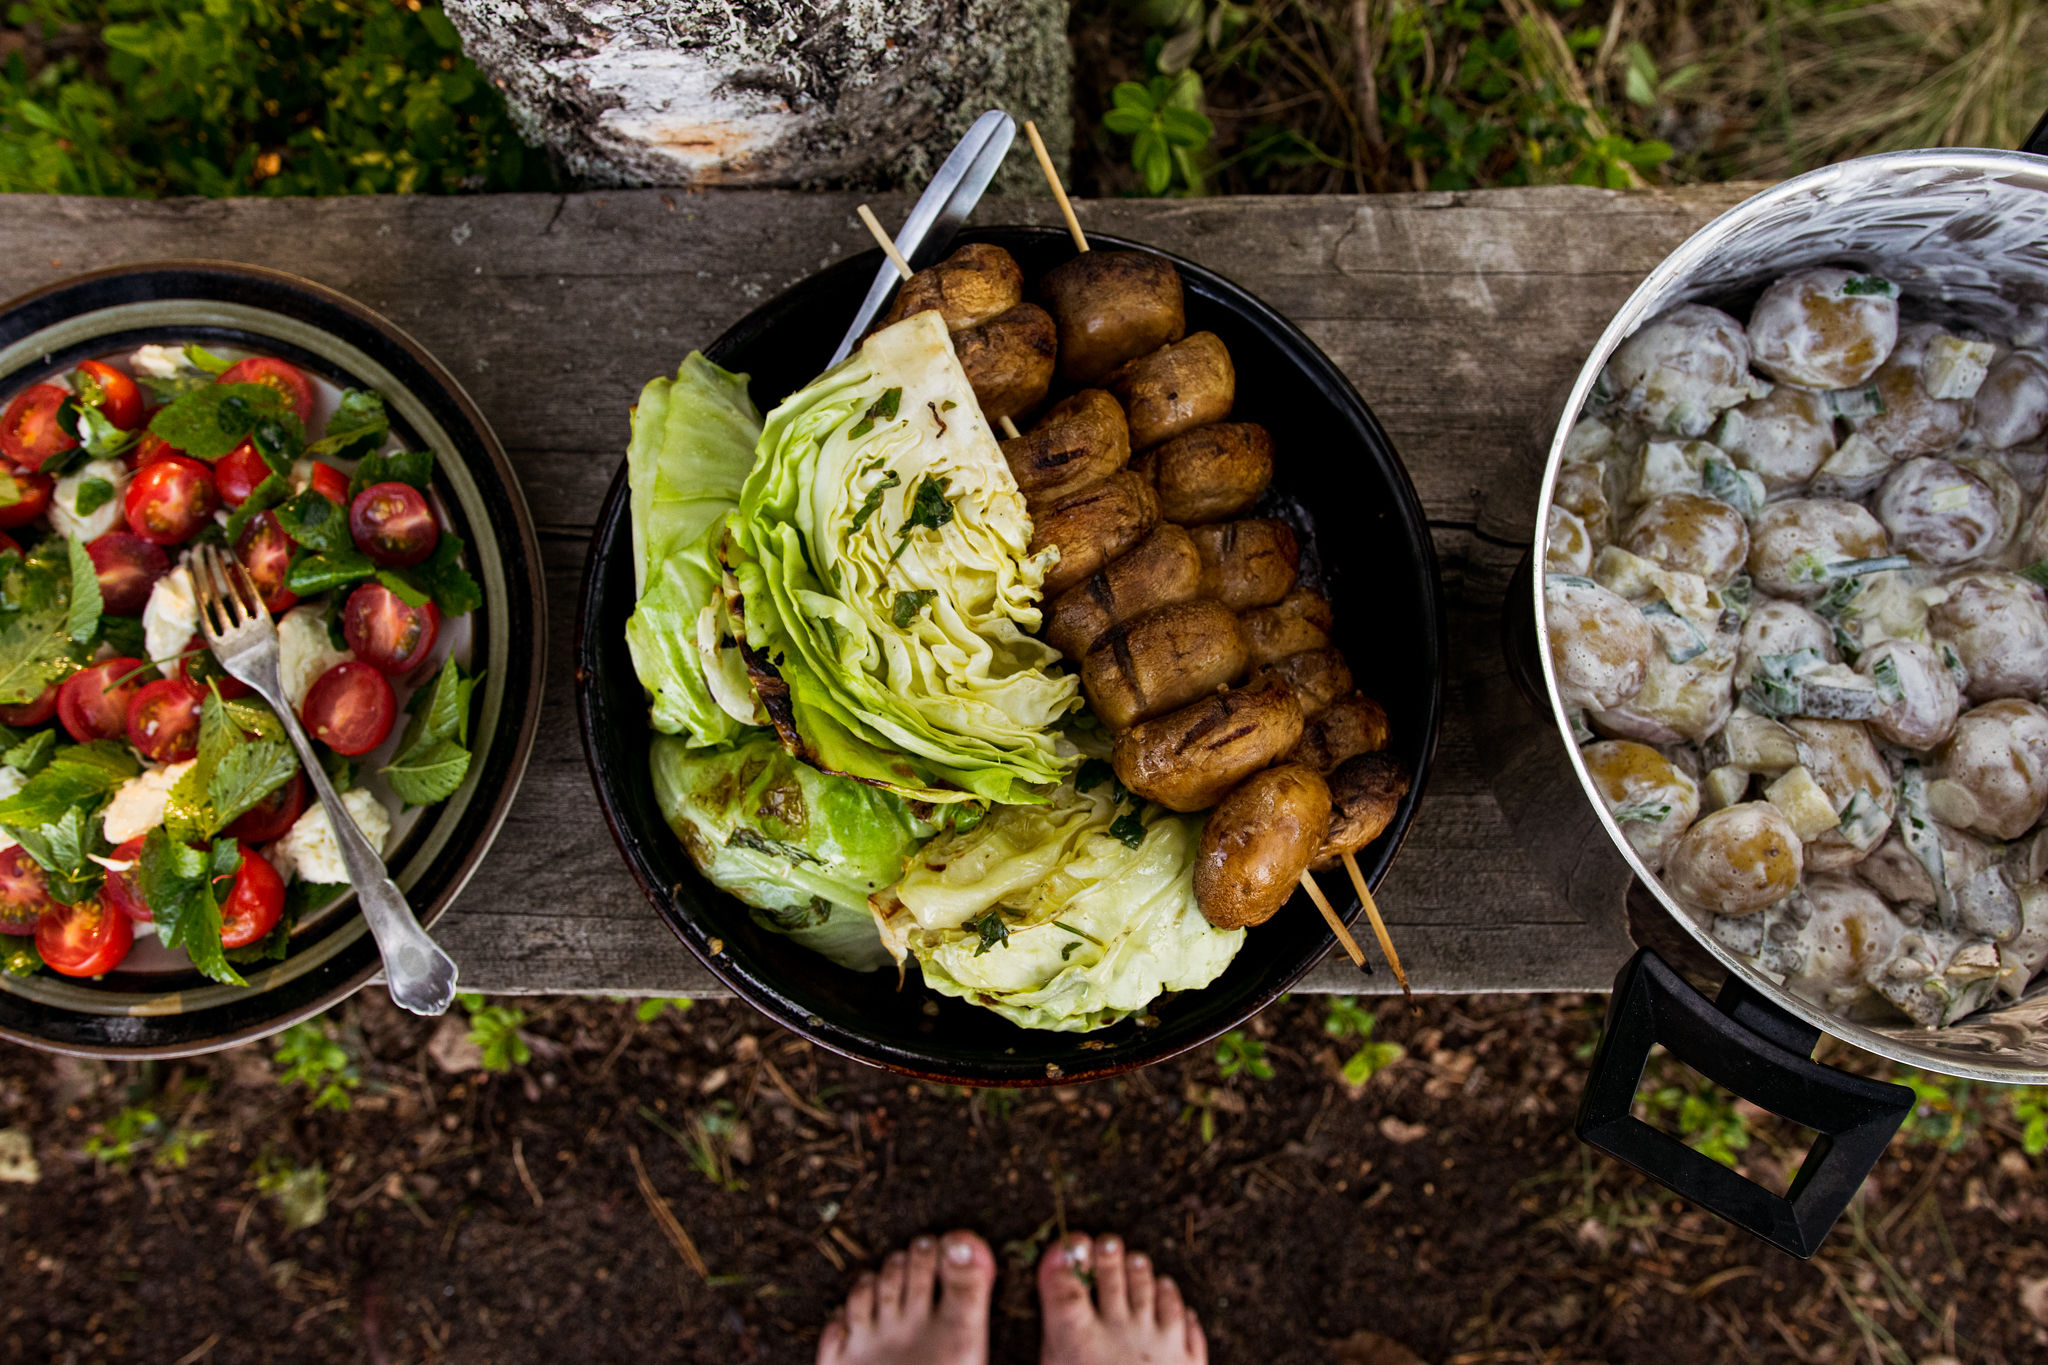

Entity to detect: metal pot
[1536,124,2048,1256]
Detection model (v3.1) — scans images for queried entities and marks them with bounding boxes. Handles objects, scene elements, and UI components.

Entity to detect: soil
[4,992,2047,1365]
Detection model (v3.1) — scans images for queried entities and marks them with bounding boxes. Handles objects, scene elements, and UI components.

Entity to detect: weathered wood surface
[0,185,1762,997]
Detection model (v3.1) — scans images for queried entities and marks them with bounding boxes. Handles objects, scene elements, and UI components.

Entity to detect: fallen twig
[627,1143,709,1280]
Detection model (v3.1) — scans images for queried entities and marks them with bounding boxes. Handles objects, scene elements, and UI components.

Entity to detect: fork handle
[280,702,460,1016]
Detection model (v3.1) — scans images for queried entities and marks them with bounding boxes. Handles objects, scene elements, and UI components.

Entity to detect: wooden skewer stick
[1025,120,1089,254]
[1341,850,1414,1009]
[998,416,1021,439]
[1298,870,1368,971]
[855,204,915,280]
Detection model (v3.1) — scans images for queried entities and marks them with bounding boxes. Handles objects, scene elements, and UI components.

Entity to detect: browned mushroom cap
[1286,692,1389,773]
[1252,648,1352,723]
[1036,249,1186,385]
[1132,422,1275,524]
[1001,389,1131,511]
[1107,332,1235,451]
[1028,470,1162,597]
[1043,523,1203,659]
[1310,752,1411,870]
[1195,764,1332,929]
[954,303,1056,423]
[1189,518,1300,611]
[878,242,1024,332]
[1081,598,1248,731]
[1239,587,1334,667]
[1112,674,1304,813]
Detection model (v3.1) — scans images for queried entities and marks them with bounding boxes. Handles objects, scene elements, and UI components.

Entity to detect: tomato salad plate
[0,262,543,1057]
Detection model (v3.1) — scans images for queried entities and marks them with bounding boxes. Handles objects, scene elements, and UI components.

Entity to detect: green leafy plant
[255,1152,330,1230]
[1213,1029,1273,1081]
[2012,1089,2048,1158]
[1639,1075,1750,1167]
[458,993,531,1072]
[1324,996,1404,1087]
[272,1019,360,1111]
[1896,1068,1994,1152]
[635,997,695,1024]
[1,0,553,198]
[84,1101,209,1169]
[1102,74,1215,195]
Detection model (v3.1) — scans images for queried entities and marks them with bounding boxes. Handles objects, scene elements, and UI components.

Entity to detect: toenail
[914,1235,936,1252]
[1099,1235,1122,1254]
[1130,1253,1149,1270]
[945,1240,974,1265]
[1066,1242,1091,1266]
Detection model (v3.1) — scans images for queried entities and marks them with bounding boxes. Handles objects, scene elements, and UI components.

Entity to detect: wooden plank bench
[0,184,1760,997]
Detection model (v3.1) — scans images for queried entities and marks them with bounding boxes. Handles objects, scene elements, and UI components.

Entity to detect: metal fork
[190,545,459,1016]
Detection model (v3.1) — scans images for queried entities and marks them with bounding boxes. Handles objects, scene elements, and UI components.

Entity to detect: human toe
[1185,1308,1208,1364]
[1154,1274,1185,1330]
[1124,1251,1156,1319]
[845,1273,878,1328]
[1037,1233,1097,1319]
[816,1314,847,1365]
[935,1231,994,1329]
[900,1236,941,1318]
[1091,1235,1129,1320]
[877,1252,910,1319]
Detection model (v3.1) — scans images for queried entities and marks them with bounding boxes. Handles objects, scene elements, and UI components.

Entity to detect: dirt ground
[4,992,2047,1365]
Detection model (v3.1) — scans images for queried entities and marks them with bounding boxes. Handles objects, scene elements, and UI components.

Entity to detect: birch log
[444,0,1074,190]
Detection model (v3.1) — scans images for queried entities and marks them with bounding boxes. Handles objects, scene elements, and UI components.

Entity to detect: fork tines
[192,543,266,637]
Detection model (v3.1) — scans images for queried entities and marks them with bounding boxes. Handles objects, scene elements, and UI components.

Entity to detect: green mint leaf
[286,880,350,921]
[64,538,102,644]
[398,531,480,618]
[0,607,78,707]
[96,614,147,660]
[220,473,293,548]
[847,468,901,535]
[205,740,298,835]
[183,343,233,375]
[148,382,289,461]
[3,729,54,777]
[376,571,430,608]
[273,491,349,554]
[395,658,478,755]
[1108,811,1147,848]
[284,549,376,597]
[347,448,433,500]
[306,389,389,461]
[72,477,115,518]
[381,737,470,806]
[137,825,244,988]
[249,414,306,471]
[890,589,936,629]
[74,404,138,461]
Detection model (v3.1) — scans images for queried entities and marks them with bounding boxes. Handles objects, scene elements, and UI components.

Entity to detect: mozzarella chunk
[101,760,197,844]
[273,789,390,884]
[128,344,187,379]
[49,459,131,544]
[277,605,354,712]
[143,566,199,676]
[0,766,23,853]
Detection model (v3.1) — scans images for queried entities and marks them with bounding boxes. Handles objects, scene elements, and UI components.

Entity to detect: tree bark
[445,0,1074,191]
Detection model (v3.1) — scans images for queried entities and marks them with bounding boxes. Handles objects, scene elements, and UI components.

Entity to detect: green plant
[1639,1073,1750,1167]
[2013,1089,2048,1157]
[0,0,552,198]
[272,1019,360,1111]
[1895,1068,1995,1152]
[1103,74,1215,195]
[84,1102,209,1169]
[458,993,531,1072]
[641,1101,746,1192]
[635,997,694,1024]
[255,1153,329,1230]
[1323,997,1404,1086]
[1213,1029,1273,1081]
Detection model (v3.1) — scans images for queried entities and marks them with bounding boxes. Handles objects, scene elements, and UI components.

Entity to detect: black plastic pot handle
[2027,107,2048,158]
[1576,950,1914,1259]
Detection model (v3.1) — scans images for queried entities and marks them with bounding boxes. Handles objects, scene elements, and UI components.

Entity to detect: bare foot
[1038,1233,1207,1365]
[817,1230,996,1365]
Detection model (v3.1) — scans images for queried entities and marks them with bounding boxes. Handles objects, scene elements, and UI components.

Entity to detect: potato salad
[1546,267,2048,1028]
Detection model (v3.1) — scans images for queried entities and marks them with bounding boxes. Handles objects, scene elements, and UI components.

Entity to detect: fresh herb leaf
[1107,812,1147,848]
[890,589,937,629]
[3,729,54,777]
[847,469,901,535]
[0,740,140,834]
[400,658,478,750]
[845,386,905,442]
[148,382,291,461]
[96,615,147,660]
[966,910,1011,956]
[348,448,433,500]
[306,389,389,460]
[273,491,349,554]
[206,741,298,833]
[63,538,101,645]
[1872,654,1904,705]
[136,827,243,987]
[381,738,470,806]
[0,606,77,707]
[1075,758,1127,804]
[381,658,478,806]
[220,473,293,547]
[2022,561,2048,593]
[1610,797,1671,824]
[72,477,115,518]
[73,405,138,461]
[376,571,430,608]
[286,880,350,921]
[248,414,305,472]
[1841,276,1897,298]
[284,549,376,597]
[223,697,286,743]
[888,475,953,562]
[396,531,481,618]
[1740,649,1824,718]
[10,804,103,904]
[183,343,233,375]
[0,937,42,977]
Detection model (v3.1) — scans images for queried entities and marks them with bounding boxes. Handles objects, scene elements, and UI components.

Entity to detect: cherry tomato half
[217,844,285,950]
[349,481,437,569]
[0,464,53,530]
[179,634,249,700]
[302,661,395,756]
[101,836,150,924]
[87,532,170,617]
[343,582,439,676]
[59,657,146,744]
[0,682,60,728]
[235,509,298,613]
[226,770,306,845]
[0,847,50,935]
[73,359,144,431]
[214,441,272,507]
[308,461,349,506]
[130,432,185,471]
[126,677,205,763]
[0,383,80,470]
[218,357,314,425]
[36,898,132,977]
[124,455,217,546]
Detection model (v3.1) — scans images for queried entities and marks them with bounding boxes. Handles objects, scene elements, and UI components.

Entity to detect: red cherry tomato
[226,770,306,845]
[58,657,146,743]
[218,357,314,425]
[102,836,150,924]
[73,359,144,430]
[214,441,272,507]
[217,844,285,950]
[126,677,205,763]
[349,482,438,569]
[0,846,50,935]
[343,583,439,676]
[178,633,250,700]
[124,455,217,545]
[0,532,17,558]
[308,461,349,505]
[130,432,185,471]
[0,682,60,727]
[0,383,80,470]
[0,464,52,530]
[36,897,133,977]
[302,661,395,756]
[234,510,298,613]
[86,532,170,617]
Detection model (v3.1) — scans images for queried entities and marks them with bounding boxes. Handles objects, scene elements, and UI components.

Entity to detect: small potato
[1240,588,1334,668]
[1546,504,1593,576]
[1311,752,1412,870]
[1001,389,1130,510]
[1112,675,1304,813]
[953,303,1056,424]
[1546,577,1654,712]
[1037,249,1186,385]
[1622,492,1750,586]
[1287,692,1389,773]
[1737,599,1833,688]
[1747,267,1900,389]
[1876,457,2003,566]
[1589,640,1737,746]
[1582,739,1700,872]
[1972,351,2048,449]
[1858,835,1938,908]
[1786,718,1894,871]
[1553,462,1613,549]
[1858,638,1961,750]
[1932,699,2048,841]
[1663,801,1805,916]
[878,242,1023,332]
[1746,498,1891,601]
[1029,470,1161,597]
[1189,518,1300,610]
[1927,569,2048,704]
[1787,875,1904,1006]
[1107,332,1235,450]
[1043,523,1202,658]
[1195,763,1332,929]
[1717,385,1836,492]
[1253,647,1352,723]
[1603,303,1757,435]
[1854,326,1970,459]
[1133,422,1274,524]
[1082,598,1247,731]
